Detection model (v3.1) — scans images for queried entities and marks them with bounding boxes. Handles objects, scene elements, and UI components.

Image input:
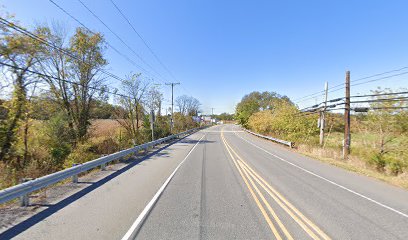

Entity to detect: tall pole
[319,82,328,146]
[343,71,351,160]
[165,82,180,133]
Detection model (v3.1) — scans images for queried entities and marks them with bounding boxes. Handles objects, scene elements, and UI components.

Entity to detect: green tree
[235,91,291,127]
[39,26,108,142]
[0,21,47,161]
[248,101,317,142]
[365,88,408,173]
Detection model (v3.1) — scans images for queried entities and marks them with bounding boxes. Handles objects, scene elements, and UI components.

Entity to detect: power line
[301,97,408,114]
[350,91,408,98]
[77,0,166,83]
[295,66,408,104]
[47,0,159,84]
[325,72,408,95]
[293,90,325,102]
[328,66,408,91]
[0,17,126,83]
[109,0,178,82]
[350,96,408,104]
[0,61,130,99]
[369,106,408,110]
[1,61,155,116]
[48,0,147,79]
[300,91,408,112]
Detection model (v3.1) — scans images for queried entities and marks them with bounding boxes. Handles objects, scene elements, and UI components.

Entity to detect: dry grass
[89,119,124,138]
[296,143,408,190]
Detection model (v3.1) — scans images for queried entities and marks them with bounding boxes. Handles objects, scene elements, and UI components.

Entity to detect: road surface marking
[223,131,330,240]
[239,161,330,240]
[236,131,408,219]
[221,132,283,240]
[121,133,206,240]
[237,160,294,240]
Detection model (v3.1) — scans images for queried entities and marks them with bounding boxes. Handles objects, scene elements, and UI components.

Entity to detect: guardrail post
[101,163,106,171]
[72,163,79,183]
[19,178,32,207]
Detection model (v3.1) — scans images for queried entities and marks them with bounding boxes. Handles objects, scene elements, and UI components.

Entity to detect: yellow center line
[239,160,331,240]
[237,160,294,240]
[221,131,283,240]
[239,161,321,240]
[222,128,331,240]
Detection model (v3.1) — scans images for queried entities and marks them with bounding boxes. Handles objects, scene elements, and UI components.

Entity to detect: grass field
[296,131,408,189]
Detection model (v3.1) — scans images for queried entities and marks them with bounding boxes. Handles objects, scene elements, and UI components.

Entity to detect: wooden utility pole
[343,71,351,159]
[319,82,328,146]
[165,82,180,133]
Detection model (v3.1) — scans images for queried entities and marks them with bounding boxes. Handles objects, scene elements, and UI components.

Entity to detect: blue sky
[2,0,408,114]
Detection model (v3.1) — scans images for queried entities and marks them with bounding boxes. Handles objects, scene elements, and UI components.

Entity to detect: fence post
[72,163,79,183]
[19,178,32,207]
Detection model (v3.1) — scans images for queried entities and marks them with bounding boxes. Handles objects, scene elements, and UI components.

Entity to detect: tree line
[235,90,408,176]
[0,15,201,188]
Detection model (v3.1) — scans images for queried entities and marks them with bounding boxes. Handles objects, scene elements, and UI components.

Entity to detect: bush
[387,160,404,175]
[368,153,386,172]
[248,102,318,143]
[64,142,98,168]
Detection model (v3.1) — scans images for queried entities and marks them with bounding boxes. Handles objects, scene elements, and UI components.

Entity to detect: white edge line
[235,132,408,219]
[121,134,206,240]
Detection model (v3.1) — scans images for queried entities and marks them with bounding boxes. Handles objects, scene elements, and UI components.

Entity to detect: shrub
[388,160,404,175]
[248,102,318,143]
[368,153,386,172]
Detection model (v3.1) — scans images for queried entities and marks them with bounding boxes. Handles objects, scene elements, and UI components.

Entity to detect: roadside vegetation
[236,90,408,188]
[0,13,201,189]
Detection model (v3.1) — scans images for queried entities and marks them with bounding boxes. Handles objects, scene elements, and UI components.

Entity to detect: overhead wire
[48,0,161,85]
[0,61,130,99]
[294,66,408,104]
[0,17,126,83]
[108,0,178,82]
[50,0,194,98]
[350,91,408,98]
[76,0,166,84]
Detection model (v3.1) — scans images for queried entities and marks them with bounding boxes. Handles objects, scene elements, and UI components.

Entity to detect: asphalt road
[3,124,408,239]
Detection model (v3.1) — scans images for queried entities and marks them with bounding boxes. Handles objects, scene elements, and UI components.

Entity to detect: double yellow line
[221,130,331,240]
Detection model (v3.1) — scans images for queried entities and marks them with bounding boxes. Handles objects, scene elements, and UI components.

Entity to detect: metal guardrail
[0,127,202,206]
[242,128,293,148]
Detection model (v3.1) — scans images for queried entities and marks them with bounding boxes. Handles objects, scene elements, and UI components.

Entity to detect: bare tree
[115,73,149,143]
[175,95,201,116]
[146,85,163,116]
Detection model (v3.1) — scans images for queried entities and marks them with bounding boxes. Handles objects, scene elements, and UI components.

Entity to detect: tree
[145,86,163,116]
[247,101,317,142]
[0,20,47,161]
[365,88,408,173]
[216,112,234,121]
[175,95,200,116]
[115,73,149,144]
[235,91,292,127]
[39,26,108,142]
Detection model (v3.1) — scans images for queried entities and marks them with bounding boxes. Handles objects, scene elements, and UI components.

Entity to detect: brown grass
[295,143,408,190]
[89,119,124,138]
